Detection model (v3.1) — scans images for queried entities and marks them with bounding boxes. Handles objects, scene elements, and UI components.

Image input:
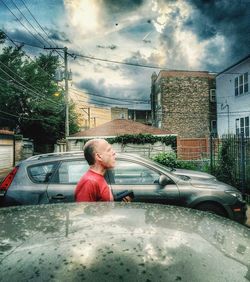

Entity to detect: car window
[28,162,57,183]
[111,160,160,185]
[52,160,88,184]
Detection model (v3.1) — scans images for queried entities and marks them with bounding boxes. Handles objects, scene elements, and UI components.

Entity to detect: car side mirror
[159,175,172,186]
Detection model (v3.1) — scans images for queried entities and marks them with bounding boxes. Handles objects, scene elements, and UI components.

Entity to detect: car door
[107,160,180,205]
[47,159,89,203]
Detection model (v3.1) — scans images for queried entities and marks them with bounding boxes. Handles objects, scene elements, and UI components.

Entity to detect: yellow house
[69,89,112,129]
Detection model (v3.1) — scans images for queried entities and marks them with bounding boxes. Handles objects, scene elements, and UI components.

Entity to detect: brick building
[151,70,216,138]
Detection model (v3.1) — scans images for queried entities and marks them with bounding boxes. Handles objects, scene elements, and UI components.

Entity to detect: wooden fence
[177,137,210,160]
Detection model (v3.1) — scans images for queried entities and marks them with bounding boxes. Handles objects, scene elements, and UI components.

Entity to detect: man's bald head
[83,139,111,165]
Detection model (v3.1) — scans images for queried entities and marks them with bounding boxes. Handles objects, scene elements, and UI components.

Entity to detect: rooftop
[68,119,173,139]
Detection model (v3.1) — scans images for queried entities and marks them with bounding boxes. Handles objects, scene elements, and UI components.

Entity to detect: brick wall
[151,71,216,138]
[177,137,210,160]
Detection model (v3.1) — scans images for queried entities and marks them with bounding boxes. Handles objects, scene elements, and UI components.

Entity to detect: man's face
[95,140,116,169]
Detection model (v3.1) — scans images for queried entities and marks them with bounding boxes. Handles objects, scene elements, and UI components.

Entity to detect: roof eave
[67,133,177,140]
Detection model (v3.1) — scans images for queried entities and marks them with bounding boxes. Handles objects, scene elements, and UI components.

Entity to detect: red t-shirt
[75,169,114,202]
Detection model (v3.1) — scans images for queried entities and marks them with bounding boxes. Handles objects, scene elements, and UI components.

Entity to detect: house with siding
[216,54,250,136]
[151,70,216,138]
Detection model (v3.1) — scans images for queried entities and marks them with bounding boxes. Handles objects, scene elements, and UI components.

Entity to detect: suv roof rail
[27,151,84,161]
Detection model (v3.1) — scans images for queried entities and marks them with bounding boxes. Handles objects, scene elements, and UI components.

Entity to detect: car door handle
[51,194,66,200]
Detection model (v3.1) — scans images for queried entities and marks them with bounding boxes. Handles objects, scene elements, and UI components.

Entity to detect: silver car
[0,152,247,224]
[0,202,249,282]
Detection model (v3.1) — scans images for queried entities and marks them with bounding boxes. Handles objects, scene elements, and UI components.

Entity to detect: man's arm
[100,182,114,202]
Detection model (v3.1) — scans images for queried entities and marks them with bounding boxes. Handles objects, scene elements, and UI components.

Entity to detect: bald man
[75,139,116,202]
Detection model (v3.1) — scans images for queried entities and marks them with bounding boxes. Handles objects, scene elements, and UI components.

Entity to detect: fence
[177,135,250,196]
[210,134,250,196]
[177,138,210,160]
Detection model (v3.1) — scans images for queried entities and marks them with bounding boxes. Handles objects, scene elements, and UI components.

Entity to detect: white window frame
[236,116,250,137]
[210,89,216,102]
[235,72,249,96]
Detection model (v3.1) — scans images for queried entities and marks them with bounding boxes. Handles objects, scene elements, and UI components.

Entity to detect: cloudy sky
[0,0,249,109]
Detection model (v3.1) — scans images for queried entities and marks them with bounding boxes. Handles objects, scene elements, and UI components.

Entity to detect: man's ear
[96,152,102,161]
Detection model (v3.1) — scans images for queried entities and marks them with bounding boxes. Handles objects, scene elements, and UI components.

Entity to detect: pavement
[0,167,250,227]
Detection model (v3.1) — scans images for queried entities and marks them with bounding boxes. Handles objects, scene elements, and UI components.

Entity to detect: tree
[0,36,79,147]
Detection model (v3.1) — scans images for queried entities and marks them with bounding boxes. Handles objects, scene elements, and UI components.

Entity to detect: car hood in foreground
[0,203,249,282]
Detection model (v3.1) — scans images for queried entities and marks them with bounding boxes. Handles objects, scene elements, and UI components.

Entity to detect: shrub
[152,152,197,170]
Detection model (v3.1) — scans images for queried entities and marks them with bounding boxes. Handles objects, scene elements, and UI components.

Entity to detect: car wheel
[195,202,227,218]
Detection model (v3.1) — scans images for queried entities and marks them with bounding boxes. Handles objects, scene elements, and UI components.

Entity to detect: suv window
[111,160,160,185]
[52,160,88,184]
[28,162,57,183]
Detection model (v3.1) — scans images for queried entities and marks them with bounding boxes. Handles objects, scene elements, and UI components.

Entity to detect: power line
[0,109,41,121]
[11,0,64,59]
[70,88,149,103]
[0,60,46,95]
[71,52,166,70]
[0,69,59,106]
[2,30,64,78]
[73,97,140,107]
[10,0,48,43]
[160,109,250,116]
[70,91,148,107]
[0,71,62,108]
[4,35,45,49]
[20,0,60,48]
[1,37,248,75]
[0,0,45,47]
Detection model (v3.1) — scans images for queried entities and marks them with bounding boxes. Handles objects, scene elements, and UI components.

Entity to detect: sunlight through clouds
[64,0,100,36]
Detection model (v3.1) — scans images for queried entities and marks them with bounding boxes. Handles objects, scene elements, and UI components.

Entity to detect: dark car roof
[0,203,249,281]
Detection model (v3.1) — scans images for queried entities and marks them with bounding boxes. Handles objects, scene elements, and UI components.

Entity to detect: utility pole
[44,46,70,150]
[82,107,91,128]
[64,47,69,144]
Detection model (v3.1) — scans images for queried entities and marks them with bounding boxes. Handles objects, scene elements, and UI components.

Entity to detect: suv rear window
[28,162,57,183]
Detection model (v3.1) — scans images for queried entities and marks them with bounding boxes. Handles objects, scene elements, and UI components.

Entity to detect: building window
[157,92,161,107]
[236,119,239,135]
[210,89,216,102]
[157,120,162,128]
[244,72,248,93]
[235,72,248,96]
[245,116,249,137]
[211,120,217,133]
[236,116,249,137]
[239,74,244,94]
[235,77,238,96]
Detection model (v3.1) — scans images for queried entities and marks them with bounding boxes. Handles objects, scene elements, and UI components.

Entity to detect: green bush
[152,152,197,170]
[214,139,238,187]
[108,134,176,147]
[82,134,177,148]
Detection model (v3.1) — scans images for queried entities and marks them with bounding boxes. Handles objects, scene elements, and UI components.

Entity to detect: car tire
[195,202,227,218]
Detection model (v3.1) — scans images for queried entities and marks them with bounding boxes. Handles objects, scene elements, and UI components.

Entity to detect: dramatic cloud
[47,29,70,43]
[184,0,250,69]
[1,0,249,110]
